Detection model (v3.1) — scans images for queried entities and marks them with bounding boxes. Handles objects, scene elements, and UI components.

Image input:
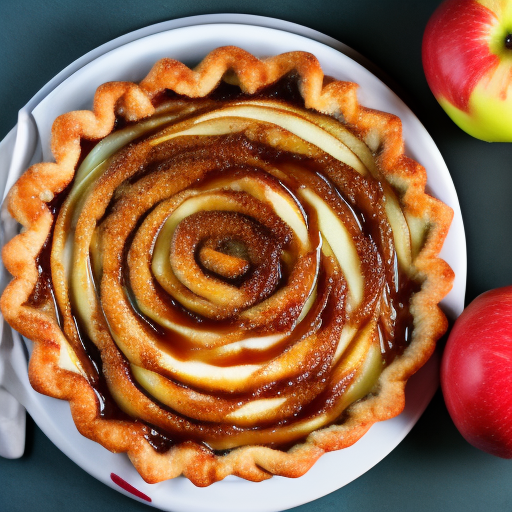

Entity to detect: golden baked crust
[1,46,454,486]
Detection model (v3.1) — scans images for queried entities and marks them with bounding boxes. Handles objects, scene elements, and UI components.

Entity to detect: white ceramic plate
[2,19,466,512]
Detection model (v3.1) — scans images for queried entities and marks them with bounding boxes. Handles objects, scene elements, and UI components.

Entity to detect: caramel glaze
[26,73,418,454]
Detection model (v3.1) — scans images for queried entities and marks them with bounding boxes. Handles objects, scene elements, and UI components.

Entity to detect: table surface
[2,1,512,511]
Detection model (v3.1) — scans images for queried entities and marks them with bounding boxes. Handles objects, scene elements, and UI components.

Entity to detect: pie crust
[0,47,454,486]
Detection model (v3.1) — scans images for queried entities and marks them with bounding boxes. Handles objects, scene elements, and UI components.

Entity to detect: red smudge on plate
[110,472,152,502]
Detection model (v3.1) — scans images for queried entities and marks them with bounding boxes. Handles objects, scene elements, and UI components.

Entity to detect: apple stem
[506,34,512,50]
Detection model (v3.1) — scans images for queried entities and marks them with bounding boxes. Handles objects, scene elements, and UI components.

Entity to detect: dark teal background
[2,1,512,511]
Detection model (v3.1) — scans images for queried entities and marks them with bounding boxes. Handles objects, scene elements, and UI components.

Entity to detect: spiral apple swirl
[50,96,417,451]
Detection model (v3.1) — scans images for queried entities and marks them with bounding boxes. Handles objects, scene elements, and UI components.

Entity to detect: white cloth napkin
[0,128,26,459]
[0,332,26,459]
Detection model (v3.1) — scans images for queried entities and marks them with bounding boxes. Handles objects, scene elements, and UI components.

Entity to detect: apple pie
[0,46,454,486]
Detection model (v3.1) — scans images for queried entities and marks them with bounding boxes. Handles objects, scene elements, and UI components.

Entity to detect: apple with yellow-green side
[422,0,512,141]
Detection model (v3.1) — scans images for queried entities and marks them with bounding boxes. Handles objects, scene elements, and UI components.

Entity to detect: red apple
[441,286,512,458]
[422,0,512,141]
